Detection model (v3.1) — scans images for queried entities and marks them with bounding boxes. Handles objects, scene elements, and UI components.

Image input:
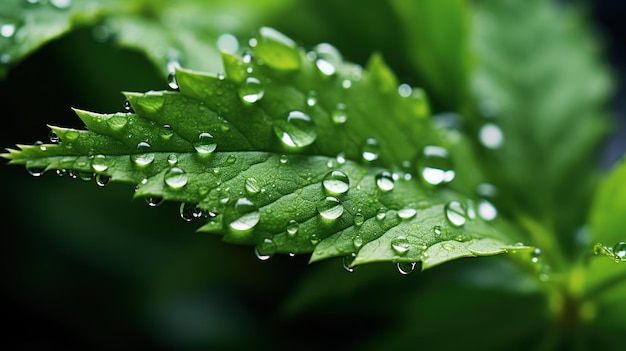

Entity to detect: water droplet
[35,140,46,151]
[445,200,467,227]
[55,169,66,177]
[167,154,178,165]
[336,152,346,164]
[322,170,350,195]
[1,24,17,38]
[193,132,217,154]
[164,167,188,189]
[317,196,344,220]
[397,262,416,275]
[331,103,348,124]
[145,196,163,207]
[245,177,261,195]
[167,65,180,90]
[613,242,626,261]
[478,199,497,221]
[238,77,265,105]
[313,43,341,77]
[79,172,93,182]
[342,253,357,273]
[255,238,277,260]
[376,209,386,221]
[180,203,203,222]
[433,225,442,235]
[286,219,299,237]
[26,166,44,177]
[418,145,455,185]
[479,123,504,149]
[131,142,155,166]
[50,0,71,9]
[310,233,320,245]
[48,130,60,143]
[398,84,412,97]
[160,124,174,140]
[254,27,301,70]
[67,170,79,179]
[341,79,352,89]
[361,138,380,162]
[95,174,110,187]
[354,212,364,227]
[229,198,261,232]
[353,235,363,249]
[107,115,128,131]
[123,100,133,112]
[217,33,239,53]
[398,207,416,220]
[91,154,109,172]
[306,91,317,107]
[391,236,410,255]
[530,248,542,263]
[273,110,317,148]
[375,171,395,192]
[279,155,289,164]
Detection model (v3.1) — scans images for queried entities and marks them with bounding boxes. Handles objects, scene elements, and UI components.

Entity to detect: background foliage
[1,0,625,349]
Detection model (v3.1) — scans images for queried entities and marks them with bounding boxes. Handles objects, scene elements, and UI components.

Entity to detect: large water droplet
[322,170,350,195]
[91,154,109,172]
[445,200,467,227]
[398,207,417,220]
[254,27,301,70]
[217,33,239,53]
[312,43,342,77]
[396,262,416,275]
[398,84,412,98]
[1,24,17,38]
[478,199,497,221]
[479,123,504,149]
[164,167,188,189]
[361,138,380,162]
[613,242,626,261]
[245,177,261,195]
[27,166,44,177]
[180,202,203,222]
[331,103,348,124]
[273,110,317,148]
[255,238,277,260]
[238,77,265,105]
[391,236,410,255]
[131,141,155,166]
[229,198,261,232]
[375,171,395,192]
[418,145,455,185]
[317,196,344,220]
[286,219,299,237]
[193,132,217,155]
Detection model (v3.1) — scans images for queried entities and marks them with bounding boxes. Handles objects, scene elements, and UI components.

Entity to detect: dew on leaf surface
[193,132,217,155]
[397,207,417,220]
[238,77,265,105]
[145,196,164,207]
[397,262,417,275]
[164,167,188,189]
[322,170,350,195]
[91,154,109,172]
[123,100,134,112]
[342,253,357,273]
[286,219,299,237]
[391,236,410,255]
[317,196,343,220]
[331,103,348,125]
[180,202,203,222]
[613,241,626,261]
[254,238,276,260]
[229,198,261,232]
[361,138,380,162]
[478,199,497,221]
[530,248,542,263]
[375,171,395,192]
[273,110,317,148]
[445,200,467,227]
[48,130,60,143]
[131,142,155,166]
[245,177,261,195]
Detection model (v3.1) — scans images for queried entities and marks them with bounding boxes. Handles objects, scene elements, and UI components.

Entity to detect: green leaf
[472,0,613,254]
[4,28,525,269]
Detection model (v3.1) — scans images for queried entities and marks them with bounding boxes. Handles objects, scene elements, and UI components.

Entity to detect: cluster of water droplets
[594,241,626,263]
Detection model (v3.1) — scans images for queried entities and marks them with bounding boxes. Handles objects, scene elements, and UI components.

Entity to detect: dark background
[1,0,625,349]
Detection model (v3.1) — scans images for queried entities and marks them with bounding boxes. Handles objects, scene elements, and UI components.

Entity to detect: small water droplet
[193,132,217,155]
[67,170,79,179]
[48,130,60,143]
[229,198,261,232]
[361,138,380,162]
[79,172,93,182]
[26,166,44,177]
[145,196,163,207]
[160,124,174,140]
[91,154,109,172]
[445,200,467,227]
[398,84,412,97]
[50,0,71,9]
[317,196,344,220]
[306,90,317,107]
[95,174,110,187]
[418,145,455,185]
[35,140,46,151]
[167,154,178,165]
[376,209,386,221]
[342,253,357,273]
[398,207,416,220]
[167,65,180,90]
[354,212,364,227]
[55,169,66,177]
[286,219,299,237]
[273,110,317,148]
[433,225,442,235]
[341,79,352,89]
[336,152,346,164]
[313,43,341,77]
[353,235,363,248]
[123,100,133,112]
[391,236,410,255]
[279,155,289,164]
[164,167,188,189]
[530,248,542,263]
[331,103,348,124]
[479,123,504,149]
[180,202,203,222]
[217,33,239,53]
[239,77,265,105]
[613,241,626,261]
[322,170,350,195]
[375,171,395,192]
[254,238,277,261]
[131,142,155,166]
[1,24,17,38]
[396,262,416,275]
[245,177,261,195]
